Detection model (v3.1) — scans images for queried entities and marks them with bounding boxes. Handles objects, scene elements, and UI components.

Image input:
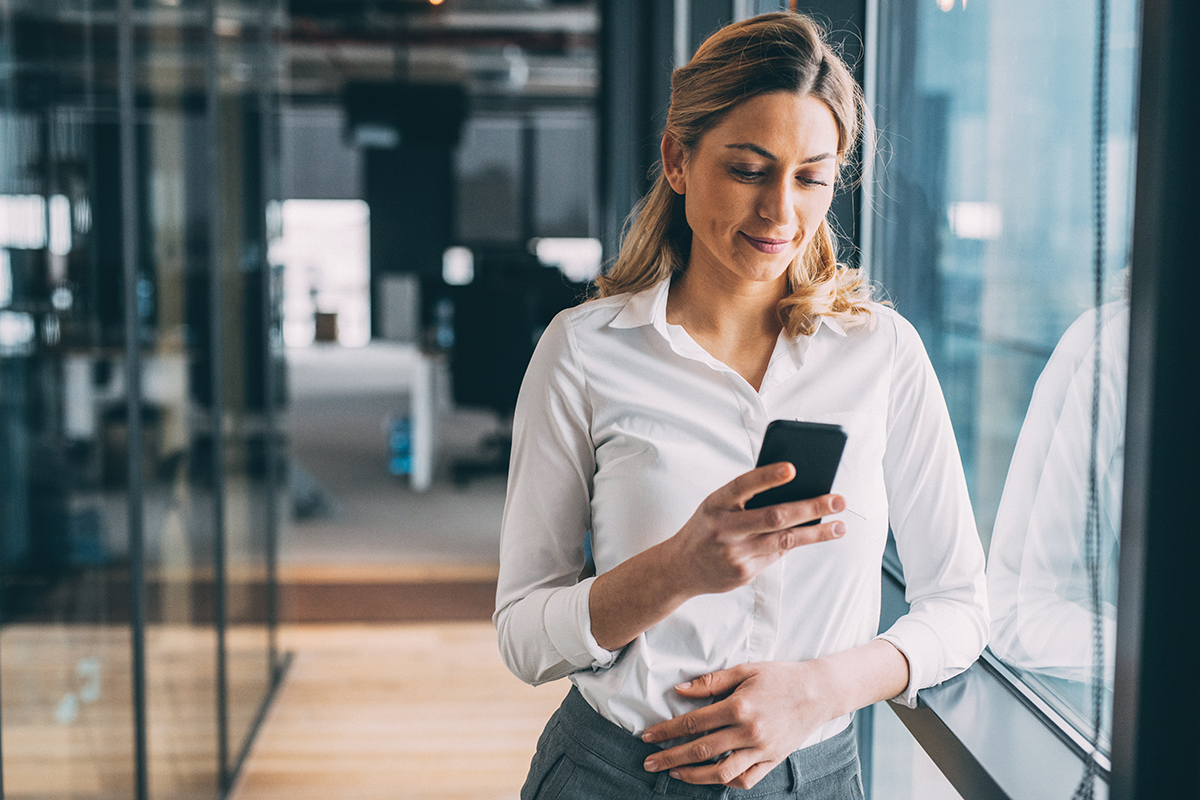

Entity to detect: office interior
[0,0,1195,798]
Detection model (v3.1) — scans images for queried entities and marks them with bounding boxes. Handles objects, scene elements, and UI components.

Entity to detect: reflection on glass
[988,300,1127,742]
[868,0,1139,748]
[1,627,136,797]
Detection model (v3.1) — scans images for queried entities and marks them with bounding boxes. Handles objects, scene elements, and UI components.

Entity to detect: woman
[495,12,987,799]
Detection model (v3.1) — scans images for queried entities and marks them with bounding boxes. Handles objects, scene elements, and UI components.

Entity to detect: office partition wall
[0,0,286,797]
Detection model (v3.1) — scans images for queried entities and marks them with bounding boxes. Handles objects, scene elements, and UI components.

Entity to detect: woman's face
[663,91,840,290]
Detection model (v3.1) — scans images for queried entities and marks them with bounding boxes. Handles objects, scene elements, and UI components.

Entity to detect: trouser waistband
[551,686,858,798]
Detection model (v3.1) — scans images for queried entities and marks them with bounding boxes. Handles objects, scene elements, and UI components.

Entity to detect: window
[866,0,1139,751]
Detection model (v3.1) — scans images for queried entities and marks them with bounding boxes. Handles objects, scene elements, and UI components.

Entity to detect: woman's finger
[664,748,771,788]
[643,728,741,774]
[766,519,846,553]
[725,493,845,535]
[641,701,736,748]
[720,462,796,508]
[720,758,779,790]
[670,666,748,698]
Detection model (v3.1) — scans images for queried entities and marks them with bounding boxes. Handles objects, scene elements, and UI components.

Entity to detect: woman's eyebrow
[726,142,777,159]
[724,143,836,164]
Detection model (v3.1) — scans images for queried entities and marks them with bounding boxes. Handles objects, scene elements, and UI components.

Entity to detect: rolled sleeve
[495,579,620,686]
[878,607,981,708]
[544,577,622,671]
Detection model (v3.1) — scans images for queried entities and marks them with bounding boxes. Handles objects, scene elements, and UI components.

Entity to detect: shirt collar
[818,314,847,337]
[608,279,848,338]
[608,280,668,330]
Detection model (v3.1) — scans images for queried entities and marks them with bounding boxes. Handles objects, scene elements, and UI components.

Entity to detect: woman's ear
[662,134,687,195]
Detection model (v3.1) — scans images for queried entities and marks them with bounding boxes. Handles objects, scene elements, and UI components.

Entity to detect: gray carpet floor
[284,343,509,570]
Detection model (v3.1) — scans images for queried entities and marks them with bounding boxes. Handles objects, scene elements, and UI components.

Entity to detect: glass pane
[868,0,1137,749]
[1,2,137,797]
[214,0,279,771]
[1,0,282,795]
[868,704,964,800]
[138,4,222,796]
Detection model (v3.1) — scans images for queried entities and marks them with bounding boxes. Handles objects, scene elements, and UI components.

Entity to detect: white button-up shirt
[494,279,988,747]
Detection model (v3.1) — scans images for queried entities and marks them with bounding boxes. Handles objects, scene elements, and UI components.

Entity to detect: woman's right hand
[589,462,846,652]
[663,462,846,596]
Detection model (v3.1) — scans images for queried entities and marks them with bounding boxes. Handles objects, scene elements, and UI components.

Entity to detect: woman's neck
[665,267,787,390]
[666,266,786,340]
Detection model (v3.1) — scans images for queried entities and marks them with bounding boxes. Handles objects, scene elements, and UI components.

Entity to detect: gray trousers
[522,687,865,800]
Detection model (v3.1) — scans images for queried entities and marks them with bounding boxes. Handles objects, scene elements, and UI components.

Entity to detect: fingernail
[834,521,846,537]
[670,771,681,780]
[831,495,845,512]
[675,681,691,689]
[644,759,658,771]
[642,731,657,743]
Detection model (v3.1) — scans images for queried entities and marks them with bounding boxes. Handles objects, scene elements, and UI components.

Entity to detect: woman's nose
[758,179,793,224]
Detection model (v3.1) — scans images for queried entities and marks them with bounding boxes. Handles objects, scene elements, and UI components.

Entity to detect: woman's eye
[730,167,766,181]
[799,175,830,187]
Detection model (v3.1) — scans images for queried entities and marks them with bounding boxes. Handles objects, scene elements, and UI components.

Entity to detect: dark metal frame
[117,0,149,797]
[258,0,283,683]
[202,0,233,788]
[1110,1,1200,798]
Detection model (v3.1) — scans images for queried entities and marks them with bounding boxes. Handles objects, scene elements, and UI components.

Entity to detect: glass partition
[0,0,284,796]
[866,0,1138,751]
[1,3,139,796]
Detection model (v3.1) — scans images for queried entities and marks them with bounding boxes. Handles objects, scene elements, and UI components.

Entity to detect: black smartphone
[744,420,847,522]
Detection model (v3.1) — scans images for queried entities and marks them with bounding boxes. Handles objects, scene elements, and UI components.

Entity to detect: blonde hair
[594,12,875,336]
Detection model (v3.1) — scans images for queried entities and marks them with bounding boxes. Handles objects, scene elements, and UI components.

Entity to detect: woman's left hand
[639,660,839,790]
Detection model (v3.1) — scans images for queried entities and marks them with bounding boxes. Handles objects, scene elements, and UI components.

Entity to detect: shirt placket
[729,380,784,664]
[740,333,813,664]
[663,321,799,665]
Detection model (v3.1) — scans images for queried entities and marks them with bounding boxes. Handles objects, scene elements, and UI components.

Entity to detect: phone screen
[744,420,847,521]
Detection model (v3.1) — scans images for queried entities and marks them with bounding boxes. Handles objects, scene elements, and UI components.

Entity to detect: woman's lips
[740,232,790,254]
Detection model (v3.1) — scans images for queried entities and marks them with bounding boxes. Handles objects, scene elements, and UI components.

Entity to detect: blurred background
[0,0,1152,798]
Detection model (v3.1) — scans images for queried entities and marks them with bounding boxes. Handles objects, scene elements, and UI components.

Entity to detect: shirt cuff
[875,620,942,709]
[543,576,622,672]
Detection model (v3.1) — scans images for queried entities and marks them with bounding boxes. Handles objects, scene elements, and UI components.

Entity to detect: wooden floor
[229,623,570,800]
